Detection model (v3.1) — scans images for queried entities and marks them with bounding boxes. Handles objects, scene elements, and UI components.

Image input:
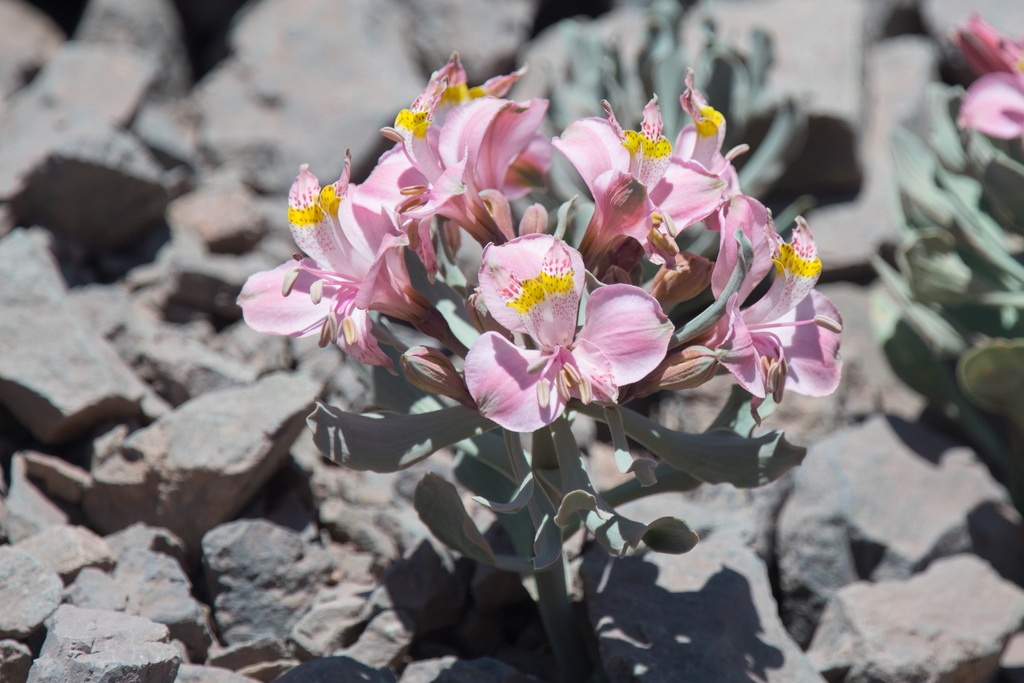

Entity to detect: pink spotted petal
[649,158,727,233]
[340,308,393,370]
[575,284,673,386]
[464,333,565,432]
[287,166,346,272]
[953,15,1024,76]
[238,260,327,338]
[569,340,617,403]
[771,289,843,397]
[551,117,630,193]
[708,195,774,303]
[743,220,821,326]
[958,72,1024,139]
[640,96,664,140]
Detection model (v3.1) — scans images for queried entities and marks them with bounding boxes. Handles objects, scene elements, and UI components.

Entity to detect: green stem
[534,559,591,683]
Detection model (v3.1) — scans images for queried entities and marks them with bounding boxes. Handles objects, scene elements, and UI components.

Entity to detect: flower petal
[474,98,550,193]
[552,117,630,193]
[287,165,347,272]
[705,293,764,397]
[504,130,552,199]
[576,284,673,386]
[649,158,727,232]
[339,308,393,369]
[579,169,655,263]
[773,289,843,397]
[958,72,1024,139]
[464,333,564,432]
[708,195,774,303]
[238,260,327,338]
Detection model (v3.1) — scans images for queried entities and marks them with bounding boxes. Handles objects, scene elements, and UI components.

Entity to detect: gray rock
[13,41,158,127]
[777,415,1024,647]
[132,99,200,168]
[192,0,422,193]
[271,656,396,683]
[202,519,334,645]
[400,656,540,683]
[167,183,267,255]
[211,321,292,378]
[15,525,116,584]
[234,659,298,682]
[74,0,191,100]
[0,229,152,443]
[21,451,92,504]
[5,453,69,543]
[368,540,466,636]
[581,539,823,682]
[0,639,32,683]
[174,664,257,683]
[105,522,188,568]
[341,609,414,670]
[27,605,181,683]
[64,567,130,611]
[205,636,290,672]
[0,546,62,638]
[1002,631,1024,683]
[807,555,1024,683]
[811,36,939,277]
[85,372,319,550]
[470,564,530,615]
[290,589,367,660]
[0,0,64,104]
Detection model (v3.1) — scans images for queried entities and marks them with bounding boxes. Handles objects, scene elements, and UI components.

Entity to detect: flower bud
[648,251,713,310]
[601,265,633,285]
[518,203,549,235]
[400,346,476,409]
[466,291,513,340]
[624,345,719,400]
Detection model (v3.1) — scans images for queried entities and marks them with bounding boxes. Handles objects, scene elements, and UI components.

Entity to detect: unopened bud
[601,265,633,285]
[648,251,713,310]
[625,345,719,400]
[519,203,549,235]
[400,346,476,409]
[466,291,512,339]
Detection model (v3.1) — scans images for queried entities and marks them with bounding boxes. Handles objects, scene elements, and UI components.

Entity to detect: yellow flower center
[395,109,430,138]
[774,243,822,278]
[507,271,575,314]
[622,131,672,160]
[696,106,724,138]
[318,184,341,218]
[288,203,324,227]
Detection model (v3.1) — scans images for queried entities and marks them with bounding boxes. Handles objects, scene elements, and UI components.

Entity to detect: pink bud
[400,346,476,409]
[648,252,713,310]
[518,203,549,235]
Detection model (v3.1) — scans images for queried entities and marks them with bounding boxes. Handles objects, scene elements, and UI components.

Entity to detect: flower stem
[534,558,591,683]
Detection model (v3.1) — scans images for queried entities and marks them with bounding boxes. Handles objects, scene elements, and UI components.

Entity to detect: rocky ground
[2,0,1024,682]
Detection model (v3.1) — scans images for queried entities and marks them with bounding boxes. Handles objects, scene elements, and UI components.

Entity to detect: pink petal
[704,293,764,398]
[575,284,673,385]
[569,340,617,403]
[649,158,727,231]
[773,289,843,397]
[286,166,347,272]
[238,261,327,338]
[579,169,655,261]
[641,96,664,140]
[504,130,552,199]
[551,117,630,193]
[708,195,774,303]
[464,332,564,432]
[357,146,426,217]
[959,72,1024,139]
[474,98,550,193]
[340,308,393,370]
[742,219,821,326]
[437,97,508,169]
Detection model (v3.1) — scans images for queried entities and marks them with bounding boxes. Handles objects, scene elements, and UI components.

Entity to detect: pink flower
[703,219,842,416]
[958,71,1024,140]
[238,161,462,370]
[464,234,674,432]
[552,95,727,271]
[677,69,743,198]
[952,15,1024,76]
[374,54,551,257]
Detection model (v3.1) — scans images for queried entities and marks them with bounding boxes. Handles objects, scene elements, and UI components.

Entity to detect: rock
[85,372,320,549]
[683,0,865,195]
[0,0,64,104]
[175,664,258,683]
[201,519,334,645]
[21,451,92,504]
[0,229,152,443]
[407,0,537,84]
[470,564,531,614]
[192,0,422,193]
[14,41,159,127]
[206,636,290,671]
[64,567,129,611]
[132,99,200,168]
[368,540,466,636]
[807,555,1024,683]
[271,656,396,683]
[5,453,70,543]
[167,183,267,254]
[16,525,116,584]
[290,590,367,660]
[400,656,540,683]
[1002,631,1024,683]
[0,546,62,638]
[105,522,188,568]
[0,639,32,683]
[74,0,191,100]
[811,36,940,277]
[211,321,292,377]
[341,609,414,670]
[581,538,823,682]
[234,659,299,682]
[27,605,181,683]
[776,415,1024,647]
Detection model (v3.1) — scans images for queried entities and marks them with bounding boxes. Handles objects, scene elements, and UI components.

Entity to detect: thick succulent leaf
[957,339,1024,423]
[600,463,703,508]
[737,100,808,198]
[472,472,535,514]
[891,127,956,227]
[586,510,699,557]
[983,152,1024,235]
[896,228,973,304]
[309,402,497,472]
[928,83,967,174]
[413,473,495,565]
[574,403,805,487]
[548,417,613,527]
[453,448,535,559]
[706,384,776,437]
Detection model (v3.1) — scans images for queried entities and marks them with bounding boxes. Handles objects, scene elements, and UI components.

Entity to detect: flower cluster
[955,15,1024,143]
[238,52,843,432]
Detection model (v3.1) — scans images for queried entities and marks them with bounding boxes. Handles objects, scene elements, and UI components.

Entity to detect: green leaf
[705,384,776,437]
[957,339,1024,423]
[927,83,967,173]
[308,403,496,472]
[413,473,495,566]
[737,100,808,198]
[896,228,973,304]
[574,403,805,487]
[891,127,956,227]
[600,463,702,508]
[472,473,535,514]
[983,152,1024,234]
[586,510,699,557]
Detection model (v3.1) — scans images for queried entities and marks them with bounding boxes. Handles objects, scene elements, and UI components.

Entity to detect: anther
[282,266,301,297]
[309,279,324,305]
[556,371,572,402]
[725,144,750,161]
[342,316,357,347]
[400,185,428,196]
[292,252,304,261]
[318,318,331,348]
[537,378,551,409]
[380,127,404,143]
[578,376,593,405]
[814,315,843,334]
[327,310,339,345]
[563,363,582,386]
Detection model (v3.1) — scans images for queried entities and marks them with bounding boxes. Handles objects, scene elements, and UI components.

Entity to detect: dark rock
[205,636,290,671]
[807,555,1024,682]
[174,664,257,683]
[399,656,541,683]
[192,0,422,193]
[341,609,414,670]
[0,639,32,683]
[289,587,367,660]
[270,656,396,683]
[167,183,268,254]
[777,415,1024,647]
[0,0,64,104]
[74,0,192,100]
[85,372,320,550]
[132,99,200,168]
[27,605,181,683]
[0,546,62,638]
[234,659,298,682]
[15,524,116,584]
[22,451,92,504]
[1001,631,1024,683]
[470,564,530,614]
[580,539,824,683]
[0,229,152,443]
[201,519,333,645]
[5,453,69,543]
[368,540,466,637]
